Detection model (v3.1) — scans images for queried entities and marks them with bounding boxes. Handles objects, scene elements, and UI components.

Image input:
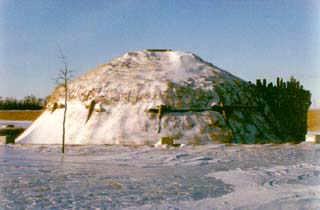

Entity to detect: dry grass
[308,109,320,131]
[0,109,318,132]
[0,111,43,121]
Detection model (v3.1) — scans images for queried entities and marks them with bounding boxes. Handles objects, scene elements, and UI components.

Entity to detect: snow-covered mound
[17,50,280,145]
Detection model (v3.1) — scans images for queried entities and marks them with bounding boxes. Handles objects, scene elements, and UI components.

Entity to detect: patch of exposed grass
[308,109,320,131]
[0,111,43,121]
[107,182,122,189]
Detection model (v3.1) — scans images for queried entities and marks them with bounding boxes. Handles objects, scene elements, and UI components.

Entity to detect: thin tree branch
[53,48,75,154]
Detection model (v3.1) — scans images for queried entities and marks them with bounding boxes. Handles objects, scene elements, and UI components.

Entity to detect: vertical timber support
[86,100,96,123]
[51,102,58,113]
[220,102,236,143]
[157,104,164,133]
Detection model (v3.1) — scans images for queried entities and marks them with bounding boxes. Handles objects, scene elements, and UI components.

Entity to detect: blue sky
[0,0,319,107]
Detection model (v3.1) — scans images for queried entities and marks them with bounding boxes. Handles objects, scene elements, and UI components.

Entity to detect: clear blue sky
[0,0,319,107]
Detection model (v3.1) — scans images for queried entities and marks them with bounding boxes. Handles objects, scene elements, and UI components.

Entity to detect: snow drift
[17,50,281,145]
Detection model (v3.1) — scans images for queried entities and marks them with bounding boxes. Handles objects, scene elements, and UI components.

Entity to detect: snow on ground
[0,143,319,209]
[0,121,32,129]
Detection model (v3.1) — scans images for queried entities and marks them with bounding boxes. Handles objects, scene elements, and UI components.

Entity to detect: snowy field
[0,120,32,129]
[0,143,319,209]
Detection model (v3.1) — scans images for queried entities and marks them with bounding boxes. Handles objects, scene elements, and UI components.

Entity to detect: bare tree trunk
[62,81,67,153]
[55,48,73,154]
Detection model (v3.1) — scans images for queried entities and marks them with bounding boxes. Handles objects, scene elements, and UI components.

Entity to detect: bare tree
[55,49,74,153]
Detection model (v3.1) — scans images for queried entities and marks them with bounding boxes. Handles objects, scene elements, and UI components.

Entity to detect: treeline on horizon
[0,95,45,110]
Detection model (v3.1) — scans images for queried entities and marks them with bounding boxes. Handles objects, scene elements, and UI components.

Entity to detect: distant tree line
[0,95,45,110]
